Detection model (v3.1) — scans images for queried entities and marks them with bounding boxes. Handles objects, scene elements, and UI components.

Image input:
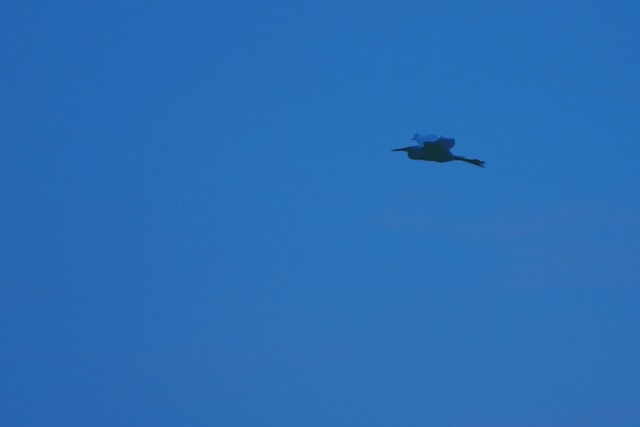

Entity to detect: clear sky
[2,1,640,426]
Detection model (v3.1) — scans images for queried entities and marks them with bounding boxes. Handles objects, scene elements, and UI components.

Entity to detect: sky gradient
[2,1,640,426]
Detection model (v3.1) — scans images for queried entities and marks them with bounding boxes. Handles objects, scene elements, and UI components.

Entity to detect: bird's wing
[412,133,439,144]
[434,136,455,149]
[412,133,455,149]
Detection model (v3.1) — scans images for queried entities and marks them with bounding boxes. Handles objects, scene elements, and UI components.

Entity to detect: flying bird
[392,133,485,168]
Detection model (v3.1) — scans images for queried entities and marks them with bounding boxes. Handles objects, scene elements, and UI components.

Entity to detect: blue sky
[2,1,640,426]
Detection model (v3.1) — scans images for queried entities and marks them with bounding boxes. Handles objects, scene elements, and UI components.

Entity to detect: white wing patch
[412,132,455,149]
[412,133,439,144]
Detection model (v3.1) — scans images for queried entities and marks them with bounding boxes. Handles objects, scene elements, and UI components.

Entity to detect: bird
[392,133,485,168]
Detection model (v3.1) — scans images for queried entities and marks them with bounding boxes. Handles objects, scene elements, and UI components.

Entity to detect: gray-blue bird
[392,133,485,168]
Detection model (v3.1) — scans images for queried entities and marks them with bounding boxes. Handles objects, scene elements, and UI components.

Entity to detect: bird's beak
[391,147,409,152]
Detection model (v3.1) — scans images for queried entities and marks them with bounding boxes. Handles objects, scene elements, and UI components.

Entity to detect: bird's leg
[463,158,485,168]
[453,156,486,168]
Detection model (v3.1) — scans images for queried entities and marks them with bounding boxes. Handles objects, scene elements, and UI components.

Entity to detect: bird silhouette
[392,133,485,168]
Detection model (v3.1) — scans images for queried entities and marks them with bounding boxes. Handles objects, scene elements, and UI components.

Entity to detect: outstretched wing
[412,132,455,149]
[412,133,439,144]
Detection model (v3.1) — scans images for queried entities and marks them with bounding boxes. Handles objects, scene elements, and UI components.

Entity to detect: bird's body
[392,133,485,167]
